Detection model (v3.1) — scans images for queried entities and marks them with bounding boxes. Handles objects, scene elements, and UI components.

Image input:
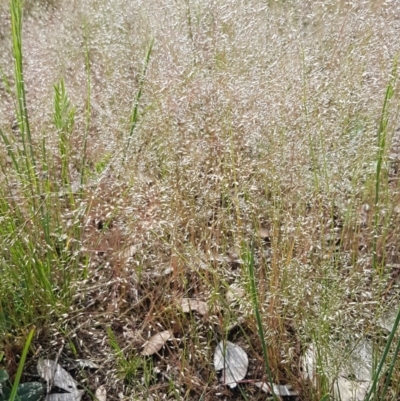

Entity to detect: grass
[0,0,85,327]
[247,240,277,400]
[0,0,400,400]
[7,328,35,401]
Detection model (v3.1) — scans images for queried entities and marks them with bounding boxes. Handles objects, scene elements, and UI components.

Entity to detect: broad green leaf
[0,370,8,384]
[0,382,44,401]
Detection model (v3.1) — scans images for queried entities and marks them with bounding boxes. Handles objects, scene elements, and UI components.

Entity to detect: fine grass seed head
[0,1,400,400]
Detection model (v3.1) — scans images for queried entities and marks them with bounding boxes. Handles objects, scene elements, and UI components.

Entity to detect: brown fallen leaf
[95,385,107,401]
[45,392,84,401]
[255,381,298,397]
[76,359,100,370]
[141,330,173,356]
[180,298,208,315]
[226,285,245,303]
[259,227,270,241]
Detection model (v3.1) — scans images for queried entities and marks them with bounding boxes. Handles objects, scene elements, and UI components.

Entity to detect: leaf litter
[180,298,208,315]
[4,1,400,398]
[255,381,298,397]
[213,341,248,388]
[76,359,100,370]
[141,330,173,356]
[95,385,107,401]
[302,340,373,401]
[37,360,84,401]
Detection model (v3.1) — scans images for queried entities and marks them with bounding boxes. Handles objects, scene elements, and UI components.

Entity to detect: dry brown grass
[1,0,400,400]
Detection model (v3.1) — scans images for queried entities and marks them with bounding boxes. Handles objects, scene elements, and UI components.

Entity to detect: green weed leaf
[0,383,44,401]
[0,369,9,383]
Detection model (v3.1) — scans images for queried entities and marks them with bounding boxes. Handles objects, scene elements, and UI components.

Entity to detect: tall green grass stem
[80,25,91,189]
[8,328,35,401]
[372,58,397,273]
[247,240,278,401]
[123,38,154,163]
[10,0,38,197]
[364,303,400,401]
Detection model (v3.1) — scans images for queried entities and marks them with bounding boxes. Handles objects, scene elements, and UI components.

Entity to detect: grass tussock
[0,0,400,400]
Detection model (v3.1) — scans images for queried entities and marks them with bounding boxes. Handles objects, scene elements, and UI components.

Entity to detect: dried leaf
[209,253,227,263]
[37,360,78,392]
[152,266,173,278]
[141,330,173,356]
[121,244,141,259]
[227,250,243,267]
[346,339,373,382]
[214,341,248,388]
[378,304,400,333]
[180,298,208,315]
[226,285,245,303]
[334,376,369,401]
[226,316,246,332]
[301,343,317,383]
[302,341,372,401]
[95,385,107,401]
[76,359,100,370]
[46,391,84,401]
[258,227,270,240]
[255,382,298,397]
[334,340,372,401]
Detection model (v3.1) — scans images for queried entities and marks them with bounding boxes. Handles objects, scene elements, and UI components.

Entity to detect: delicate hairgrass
[1,1,400,399]
[106,327,144,385]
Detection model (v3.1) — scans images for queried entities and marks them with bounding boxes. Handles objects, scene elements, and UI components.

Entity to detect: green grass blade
[123,38,154,163]
[247,240,278,401]
[372,57,397,273]
[365,304,400,401]
[380,327,400,400]
[10,0,38,197]
[8,327,35,401]
[80,24,91,189]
